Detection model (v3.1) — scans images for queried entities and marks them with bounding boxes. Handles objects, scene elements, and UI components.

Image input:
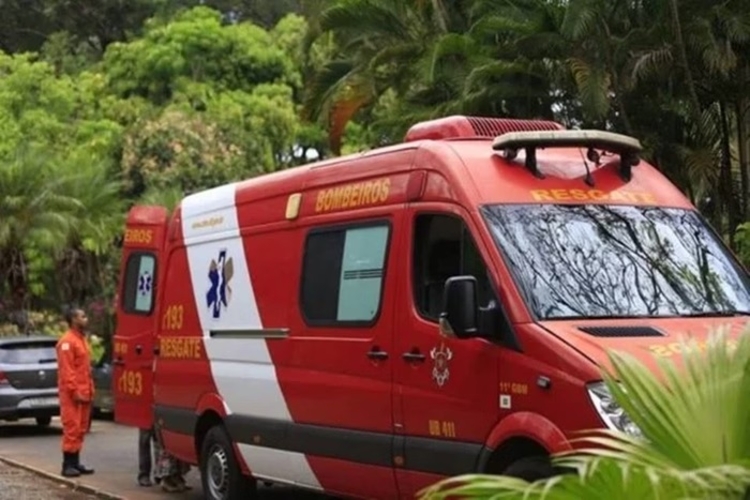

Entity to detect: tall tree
[41,0,166,53]
[0,0,52,53]
[303,0,474,153]
[0,148,80,318]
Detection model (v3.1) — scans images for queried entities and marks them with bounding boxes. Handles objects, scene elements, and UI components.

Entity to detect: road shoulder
[0,457,110,499]
[0,418,203,500]
[0,456,122,499]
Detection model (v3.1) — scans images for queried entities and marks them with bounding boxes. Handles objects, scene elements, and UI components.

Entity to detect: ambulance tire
[35,416,52,427]
[503,456,556,482]
[200,425,257,500]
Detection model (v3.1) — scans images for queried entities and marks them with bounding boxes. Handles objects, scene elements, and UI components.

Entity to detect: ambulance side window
[300,222,391,325]
[413,214,493,321]
[121,252,157,315]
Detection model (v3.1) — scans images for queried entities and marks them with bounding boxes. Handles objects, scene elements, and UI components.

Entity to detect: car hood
[538,316,750,376]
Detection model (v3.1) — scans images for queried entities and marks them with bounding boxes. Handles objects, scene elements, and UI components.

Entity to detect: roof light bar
[492,130,643,181]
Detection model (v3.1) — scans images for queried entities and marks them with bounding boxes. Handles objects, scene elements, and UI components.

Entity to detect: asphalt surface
[0,417,330,500]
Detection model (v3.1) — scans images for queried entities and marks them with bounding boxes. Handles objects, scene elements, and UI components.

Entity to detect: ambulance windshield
[481,204,750,320]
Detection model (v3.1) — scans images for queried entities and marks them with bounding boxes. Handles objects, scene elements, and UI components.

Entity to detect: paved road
[0,418,329,500]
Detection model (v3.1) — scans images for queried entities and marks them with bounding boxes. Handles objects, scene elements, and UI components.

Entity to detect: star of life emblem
[207,249,234,319]
[138,271,152,296]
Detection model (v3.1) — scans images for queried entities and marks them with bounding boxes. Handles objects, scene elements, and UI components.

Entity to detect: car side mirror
[439,276,479,339]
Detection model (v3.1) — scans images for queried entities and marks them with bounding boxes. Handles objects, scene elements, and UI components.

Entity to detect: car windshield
[481,204,750,320]
[0,342,57,364]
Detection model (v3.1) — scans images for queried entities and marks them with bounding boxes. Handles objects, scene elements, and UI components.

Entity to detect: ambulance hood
[538,316,750,376]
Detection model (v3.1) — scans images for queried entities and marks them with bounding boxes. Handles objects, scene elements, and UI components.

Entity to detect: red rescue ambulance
[113,115,750,500]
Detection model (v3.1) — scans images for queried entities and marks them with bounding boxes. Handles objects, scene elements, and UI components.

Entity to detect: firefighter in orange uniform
[56,306,96,477]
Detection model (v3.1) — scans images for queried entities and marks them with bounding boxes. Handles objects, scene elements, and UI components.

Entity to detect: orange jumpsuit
[56,329,95,453]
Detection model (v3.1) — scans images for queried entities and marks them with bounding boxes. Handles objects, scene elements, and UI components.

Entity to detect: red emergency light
[403,115,565,143]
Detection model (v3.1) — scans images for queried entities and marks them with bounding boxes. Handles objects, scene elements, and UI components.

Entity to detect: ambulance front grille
[577,325,665,338]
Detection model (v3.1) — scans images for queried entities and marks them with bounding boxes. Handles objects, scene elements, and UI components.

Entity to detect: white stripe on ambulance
[180,183,321,489]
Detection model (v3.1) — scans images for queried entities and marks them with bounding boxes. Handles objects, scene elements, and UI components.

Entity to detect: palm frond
[560,0,603,40]
[420,325,750,499]
[568,57,611,120]
[628,46,674,87]
[427,33,477,82]
[601,328,750,469]
[713,6,750,44]
[366,43,424,78]
[319,0,412,42]
[328,77,374,154]
[302,59,359,121]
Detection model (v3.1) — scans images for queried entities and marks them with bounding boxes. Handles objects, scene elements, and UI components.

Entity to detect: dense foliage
[1,0,749,341]
[0,3,317,335]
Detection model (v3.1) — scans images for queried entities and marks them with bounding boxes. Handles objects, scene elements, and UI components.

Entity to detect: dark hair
[63,305,82,326]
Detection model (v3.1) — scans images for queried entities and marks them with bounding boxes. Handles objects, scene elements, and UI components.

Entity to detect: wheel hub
[207,444,230,499]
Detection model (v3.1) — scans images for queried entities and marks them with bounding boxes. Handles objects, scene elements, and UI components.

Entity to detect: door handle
[153,345,160,356]
[367,347,389,360]
[402,349,426,362]
[135,345,142,355]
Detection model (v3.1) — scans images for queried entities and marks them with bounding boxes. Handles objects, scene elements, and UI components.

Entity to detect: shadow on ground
[0,419,334,499]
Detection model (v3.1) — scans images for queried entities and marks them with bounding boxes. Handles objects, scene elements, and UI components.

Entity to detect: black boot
[61,452,81,477]
[73,452,95,475]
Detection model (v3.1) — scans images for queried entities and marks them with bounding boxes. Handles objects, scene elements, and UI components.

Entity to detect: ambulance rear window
[482,204,750,320]
[300,222,390,325]
[121,252,157,315]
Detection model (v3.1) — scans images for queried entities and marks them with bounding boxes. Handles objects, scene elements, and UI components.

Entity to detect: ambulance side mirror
[439,276,478,339]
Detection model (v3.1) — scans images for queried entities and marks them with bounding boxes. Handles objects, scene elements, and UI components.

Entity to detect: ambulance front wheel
[503,456,556,482]
[200,425,257,500]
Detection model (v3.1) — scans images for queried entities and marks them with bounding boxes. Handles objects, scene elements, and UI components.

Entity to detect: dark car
[86,356,115,432]
[0,336,60,427]
[91,361,114,417]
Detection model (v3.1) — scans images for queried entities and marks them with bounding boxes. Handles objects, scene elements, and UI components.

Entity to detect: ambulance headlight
[587,381,643,438]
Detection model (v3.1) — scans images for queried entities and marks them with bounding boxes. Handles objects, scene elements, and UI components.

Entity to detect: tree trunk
[668,0,700,112]
[598,19,633,134]
[737,59,750,220]
[719,101,739,244]
[737,98,749,219]
[2,248,31,333]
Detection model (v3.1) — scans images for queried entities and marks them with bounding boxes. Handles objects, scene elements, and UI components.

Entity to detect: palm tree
[419,325,750,499]
[0,146,81,325]
[302,0,750,254]
[457,0,571,121]
[302,0,473,153]
[52,155,126,307]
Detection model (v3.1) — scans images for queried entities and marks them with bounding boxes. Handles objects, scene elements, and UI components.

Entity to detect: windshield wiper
[546,314,655,321]
[681,311,750,318]
[547,311,750,321]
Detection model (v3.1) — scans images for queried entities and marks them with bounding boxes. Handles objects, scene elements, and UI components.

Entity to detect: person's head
[64,306,88,332]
